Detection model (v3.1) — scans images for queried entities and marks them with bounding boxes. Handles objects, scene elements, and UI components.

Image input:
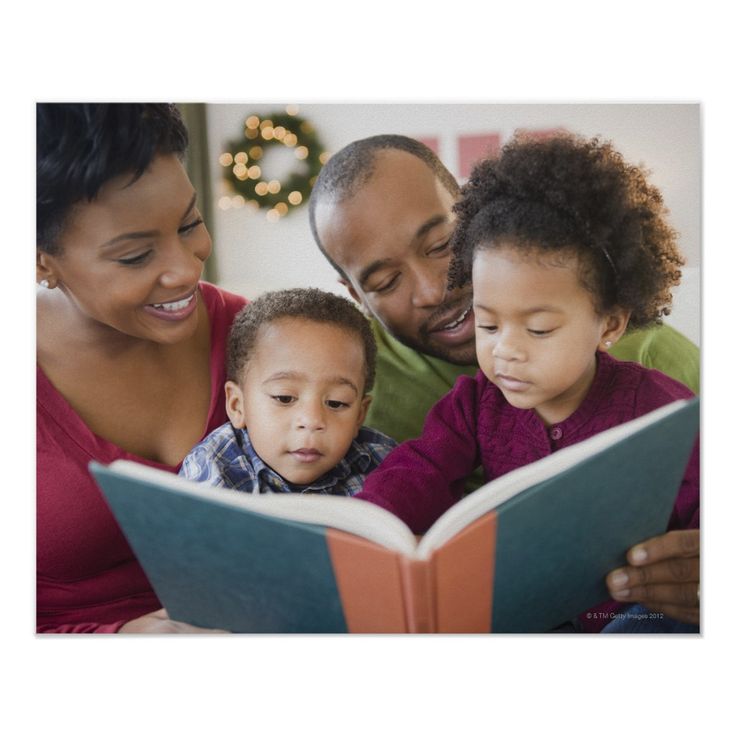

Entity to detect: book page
[109,460,420,555]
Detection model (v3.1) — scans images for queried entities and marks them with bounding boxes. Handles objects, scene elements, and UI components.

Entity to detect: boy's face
[472,245,628,426]
[225,317,371,485]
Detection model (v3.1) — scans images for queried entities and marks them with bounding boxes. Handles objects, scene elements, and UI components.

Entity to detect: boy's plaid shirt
[180,422,397,496]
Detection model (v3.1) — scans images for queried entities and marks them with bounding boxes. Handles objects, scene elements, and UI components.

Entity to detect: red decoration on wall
[458,134,501,179]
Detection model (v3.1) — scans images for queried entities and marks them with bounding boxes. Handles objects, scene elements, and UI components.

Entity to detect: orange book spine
[432,513,496,633]
[326,529,410,633]
[398,557,436,633]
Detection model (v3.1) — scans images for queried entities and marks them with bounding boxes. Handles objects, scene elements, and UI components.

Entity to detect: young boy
[180,288,396,494]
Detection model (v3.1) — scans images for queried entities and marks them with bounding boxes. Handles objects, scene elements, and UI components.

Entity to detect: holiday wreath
[220,109,327,218]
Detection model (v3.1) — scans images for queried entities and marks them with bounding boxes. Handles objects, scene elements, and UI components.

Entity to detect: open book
[90,398,699,633]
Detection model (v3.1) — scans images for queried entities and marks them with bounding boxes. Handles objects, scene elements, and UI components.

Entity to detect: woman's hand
[606,529,700,625]
[118,608,228,633]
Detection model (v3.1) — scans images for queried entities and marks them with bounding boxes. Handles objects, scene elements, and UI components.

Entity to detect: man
[308,134,699,629]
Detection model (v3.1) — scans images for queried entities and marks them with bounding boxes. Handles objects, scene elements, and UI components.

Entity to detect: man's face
[314,150,476,365]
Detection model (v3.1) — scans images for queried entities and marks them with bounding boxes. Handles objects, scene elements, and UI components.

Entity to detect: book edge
[90,460,418,555]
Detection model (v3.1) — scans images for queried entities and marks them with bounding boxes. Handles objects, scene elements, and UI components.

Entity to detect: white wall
[204,103,701,346]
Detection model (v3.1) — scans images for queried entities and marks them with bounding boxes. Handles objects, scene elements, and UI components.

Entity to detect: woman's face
[37,153,212,345]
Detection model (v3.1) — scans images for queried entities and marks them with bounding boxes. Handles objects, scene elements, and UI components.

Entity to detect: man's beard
[396,328,477,366]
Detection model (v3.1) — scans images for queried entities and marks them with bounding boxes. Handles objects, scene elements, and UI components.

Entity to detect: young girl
[356,132,699,632]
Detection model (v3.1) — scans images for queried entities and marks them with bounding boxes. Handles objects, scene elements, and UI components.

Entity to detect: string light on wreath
[220,107,329,221]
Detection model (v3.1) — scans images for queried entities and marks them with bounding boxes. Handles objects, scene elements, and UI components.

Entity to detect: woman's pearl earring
[39,279,50,289]
[604,340,612,348]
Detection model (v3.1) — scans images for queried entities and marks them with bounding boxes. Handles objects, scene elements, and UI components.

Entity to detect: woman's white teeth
[444,307,470,330]
[152,294,193,311]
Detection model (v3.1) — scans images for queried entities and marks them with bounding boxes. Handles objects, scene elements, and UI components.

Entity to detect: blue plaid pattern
[180,422,397,496]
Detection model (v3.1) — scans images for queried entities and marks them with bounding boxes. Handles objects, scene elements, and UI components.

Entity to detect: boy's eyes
[269,395,351,409]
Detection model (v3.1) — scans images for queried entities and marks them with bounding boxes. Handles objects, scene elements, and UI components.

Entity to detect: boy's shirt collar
[231,424,394,495]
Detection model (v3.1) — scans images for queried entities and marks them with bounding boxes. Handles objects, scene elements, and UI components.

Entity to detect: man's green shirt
[365,322,700,445]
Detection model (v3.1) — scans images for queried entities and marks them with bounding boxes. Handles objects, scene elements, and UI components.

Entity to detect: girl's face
[37,154,212,345]
[472,244,628,426]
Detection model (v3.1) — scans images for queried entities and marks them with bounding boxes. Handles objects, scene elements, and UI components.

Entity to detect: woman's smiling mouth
[144,290,198,321]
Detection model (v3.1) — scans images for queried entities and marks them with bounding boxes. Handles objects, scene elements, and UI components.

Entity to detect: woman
[36,103,244,632]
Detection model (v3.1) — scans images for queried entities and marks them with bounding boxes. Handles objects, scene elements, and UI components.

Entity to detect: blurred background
[180,103,700,346]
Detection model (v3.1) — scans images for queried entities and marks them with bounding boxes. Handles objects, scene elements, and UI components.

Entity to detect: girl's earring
[604,340,612,348]
[39,279,50,289]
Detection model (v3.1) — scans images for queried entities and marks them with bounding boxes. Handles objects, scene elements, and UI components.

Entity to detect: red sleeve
[356,374,484,533]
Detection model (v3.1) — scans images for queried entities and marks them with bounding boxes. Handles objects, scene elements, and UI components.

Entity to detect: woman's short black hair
[448,132,684,329]
[37,103,189,253]
[227,288,377,394]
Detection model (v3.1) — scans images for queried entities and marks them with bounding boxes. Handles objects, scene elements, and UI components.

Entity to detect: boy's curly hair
[448,132,684,329]
[227,288,377,393]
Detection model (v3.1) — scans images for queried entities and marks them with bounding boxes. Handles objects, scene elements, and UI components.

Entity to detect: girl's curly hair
[447,132,684,329]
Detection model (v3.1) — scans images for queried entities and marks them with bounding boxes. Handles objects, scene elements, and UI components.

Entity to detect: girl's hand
[606,529,700,625]
[118,608,228,633]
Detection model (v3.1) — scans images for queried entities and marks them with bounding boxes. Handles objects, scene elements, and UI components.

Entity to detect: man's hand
[606,529,700,625]
[118,608,228,633]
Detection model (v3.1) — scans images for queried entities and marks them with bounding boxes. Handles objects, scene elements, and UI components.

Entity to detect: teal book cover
[488,398,700,631]
[90,397,699,633]
[89,464,353,633]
